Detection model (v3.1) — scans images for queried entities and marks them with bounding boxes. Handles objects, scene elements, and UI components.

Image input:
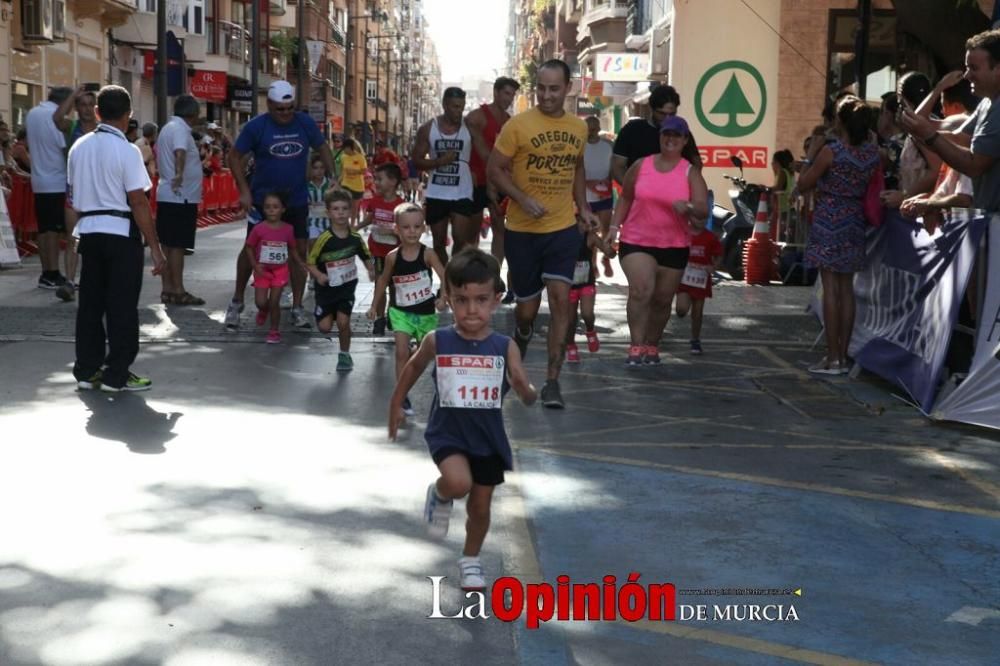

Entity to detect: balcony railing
[220,20,250,63]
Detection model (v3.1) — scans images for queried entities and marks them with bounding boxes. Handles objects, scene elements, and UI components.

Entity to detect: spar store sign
[694,60,769,168]
[190,70,227,103]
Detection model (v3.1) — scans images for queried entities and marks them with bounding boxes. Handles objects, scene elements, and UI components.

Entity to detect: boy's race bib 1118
[326,258,358,286]
[436,354,504,409]
[260,241,288,265]
[394,271,434,305]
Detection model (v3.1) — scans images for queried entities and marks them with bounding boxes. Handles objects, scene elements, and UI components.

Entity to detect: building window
[183,0,205,36]
[206,0,216,53]
[366,79,377,100]
[330,62,345,100]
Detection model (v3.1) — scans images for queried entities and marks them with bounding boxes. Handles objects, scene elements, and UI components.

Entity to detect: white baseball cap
[207,122,220,130]
[267,81,295,103]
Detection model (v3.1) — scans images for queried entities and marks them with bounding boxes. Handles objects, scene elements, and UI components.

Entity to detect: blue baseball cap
[660,115,689,135]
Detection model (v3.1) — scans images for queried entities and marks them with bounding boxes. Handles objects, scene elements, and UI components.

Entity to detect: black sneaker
[100,372,152,393]
[540,380,565,409]
[373,317,387,336]
[513,326,533,360]
[38,275,59,290]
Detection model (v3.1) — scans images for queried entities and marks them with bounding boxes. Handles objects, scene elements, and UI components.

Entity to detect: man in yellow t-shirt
[489,59,600,410]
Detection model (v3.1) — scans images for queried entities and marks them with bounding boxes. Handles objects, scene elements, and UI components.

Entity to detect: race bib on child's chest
[681,263,710,289]
[437,354,504,409]
[573,260,591,284]
[394,271,433,305]
[309,203,328,221]
[260,241,288,265]
[325,258,358,286]
[371,209,398,245]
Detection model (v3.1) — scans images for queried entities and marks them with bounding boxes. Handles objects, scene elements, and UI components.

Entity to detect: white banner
[307,40,325,75]
[933,214,1000,429]
[0,192,21,266]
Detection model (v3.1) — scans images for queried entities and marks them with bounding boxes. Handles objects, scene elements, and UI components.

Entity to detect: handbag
[863,165,885,227]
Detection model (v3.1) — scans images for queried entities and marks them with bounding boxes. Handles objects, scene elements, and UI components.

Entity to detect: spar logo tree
[695,61,767,138]
[710,74,754,135]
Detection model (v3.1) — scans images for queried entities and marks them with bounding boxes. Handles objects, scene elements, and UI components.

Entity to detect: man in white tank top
[412,87,480,266]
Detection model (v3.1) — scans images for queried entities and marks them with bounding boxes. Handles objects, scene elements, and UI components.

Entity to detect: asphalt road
[1,223,998,665]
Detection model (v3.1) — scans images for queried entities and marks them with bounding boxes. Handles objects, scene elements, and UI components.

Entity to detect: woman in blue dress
[797,96,879,375]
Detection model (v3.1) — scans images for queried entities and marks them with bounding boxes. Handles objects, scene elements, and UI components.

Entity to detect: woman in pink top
[607,115,708,366]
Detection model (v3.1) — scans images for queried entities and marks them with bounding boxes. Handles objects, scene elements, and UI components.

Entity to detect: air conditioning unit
[648,24,670,77]
[22,0,55,44]
[53,0,66,41]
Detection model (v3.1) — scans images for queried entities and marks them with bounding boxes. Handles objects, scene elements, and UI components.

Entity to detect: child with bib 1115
[388,248,537,592]
[368,202,446,415]
[244,192,307,344]
[306,189,376,372]
[675,228,722,355]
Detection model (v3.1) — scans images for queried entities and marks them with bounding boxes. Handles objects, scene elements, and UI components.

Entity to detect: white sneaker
[458,556,486,591]
[280,290,293,310]
[291,306,311,329]
[423,483,452,539]
[224,301,242,329]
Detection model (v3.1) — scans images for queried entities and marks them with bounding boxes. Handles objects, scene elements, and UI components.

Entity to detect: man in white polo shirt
[25,85,84,289]
[156,94,203,306]
[68,85,166,392]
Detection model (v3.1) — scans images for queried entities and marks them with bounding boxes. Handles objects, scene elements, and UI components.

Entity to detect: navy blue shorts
[505,224,582,301]
[590,197,614,213]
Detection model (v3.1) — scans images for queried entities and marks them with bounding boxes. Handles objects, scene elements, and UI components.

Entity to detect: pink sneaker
[566,343,580,363]
[643,346,661,365]
[255,308,268,327]
[585,330,600,353]
[265,330,281,344]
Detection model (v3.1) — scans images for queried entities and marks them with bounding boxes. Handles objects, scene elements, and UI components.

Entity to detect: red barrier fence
[6,170,243,257]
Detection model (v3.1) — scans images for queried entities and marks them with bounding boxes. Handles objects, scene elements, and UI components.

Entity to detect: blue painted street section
[515,449,1000,665]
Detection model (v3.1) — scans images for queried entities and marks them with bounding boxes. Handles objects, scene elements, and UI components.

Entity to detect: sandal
[160,292,177,305]
[173,291,206,306]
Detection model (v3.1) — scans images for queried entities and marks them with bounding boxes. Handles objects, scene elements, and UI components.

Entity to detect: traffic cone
[743,192,777,285]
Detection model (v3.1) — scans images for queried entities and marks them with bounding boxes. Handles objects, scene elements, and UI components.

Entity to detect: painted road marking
[525,446,1000,519]
[945,606,1000,626]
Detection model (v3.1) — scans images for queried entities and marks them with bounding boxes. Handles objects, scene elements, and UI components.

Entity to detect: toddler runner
[308,189,376,371]
[675,228,722,355]
[244,192,306,344]
[388,248,537,591]
[565,228,606,363]
[357,162,405,335]
[369,203,446,414]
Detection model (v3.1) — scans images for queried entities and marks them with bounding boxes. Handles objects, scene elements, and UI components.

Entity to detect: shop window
[827,9,897,103]
[330,62,344,101]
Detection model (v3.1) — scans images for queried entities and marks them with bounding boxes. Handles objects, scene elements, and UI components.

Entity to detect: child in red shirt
[676,229,722,355]
[357,162,405,335]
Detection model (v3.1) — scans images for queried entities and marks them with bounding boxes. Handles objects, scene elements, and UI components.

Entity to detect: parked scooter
[719,156,769,281]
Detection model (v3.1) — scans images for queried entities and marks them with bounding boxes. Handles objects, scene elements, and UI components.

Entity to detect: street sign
[190,70,227,103]
[594,52,650,82]
[229,84,253,113]
[694,60,767,138]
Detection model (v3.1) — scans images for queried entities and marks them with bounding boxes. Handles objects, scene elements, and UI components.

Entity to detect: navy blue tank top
[426,327,512,468]
[389,245,436,315]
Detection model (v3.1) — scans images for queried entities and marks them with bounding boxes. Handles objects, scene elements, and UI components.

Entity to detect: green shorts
[388,307,438,342]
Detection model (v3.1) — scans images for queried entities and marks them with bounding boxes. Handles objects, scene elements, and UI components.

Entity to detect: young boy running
[388,248,537,591]
[675,227,722,355]
[368,203,446,415]
[357,162,405,335]
[308,189,376,371]
[307,155,334,242]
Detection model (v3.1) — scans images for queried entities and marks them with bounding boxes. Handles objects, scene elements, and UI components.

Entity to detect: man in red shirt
[467,77,520,269]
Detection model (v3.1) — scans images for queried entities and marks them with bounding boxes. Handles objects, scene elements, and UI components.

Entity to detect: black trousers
[73,233,144,388]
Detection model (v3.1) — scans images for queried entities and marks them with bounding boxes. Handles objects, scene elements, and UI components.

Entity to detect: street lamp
[369,31,401,147]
